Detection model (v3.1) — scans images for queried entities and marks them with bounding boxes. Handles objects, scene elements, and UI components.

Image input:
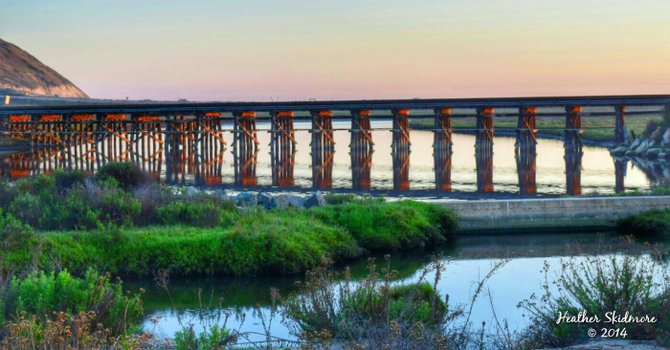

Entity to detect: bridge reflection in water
[1,96,666,195]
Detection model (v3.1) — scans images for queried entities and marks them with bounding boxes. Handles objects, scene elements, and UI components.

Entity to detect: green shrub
[96,162,152,190]
[310,200,455,251]
[616,209,670,238]
[7,193,45,228]
[133,184,172,225]
[219,210,362,275]
[325,194,358,205]
[519,255,670,347]
[156,195,237,228]
[284,258,452,347]
[54,169,88,191]
[0,182,17,211]
[4,269,143,335]
[174,325,232,350]
[70,180,142,226]
[14,174,56,196]
[0,212,34,250]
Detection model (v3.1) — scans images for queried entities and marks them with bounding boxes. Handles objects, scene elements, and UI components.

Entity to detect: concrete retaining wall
[439,196,670,233]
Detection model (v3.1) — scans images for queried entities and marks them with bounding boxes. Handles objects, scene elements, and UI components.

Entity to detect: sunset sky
[1,0,669,101]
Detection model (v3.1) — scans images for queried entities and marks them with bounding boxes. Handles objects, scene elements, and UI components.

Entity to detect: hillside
[0,38,88,99]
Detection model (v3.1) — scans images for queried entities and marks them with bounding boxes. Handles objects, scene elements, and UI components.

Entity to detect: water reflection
[136,232,670,341]
[0,122,659,195]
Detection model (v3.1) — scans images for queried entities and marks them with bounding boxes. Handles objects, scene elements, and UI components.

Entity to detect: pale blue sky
[1,0,669,100]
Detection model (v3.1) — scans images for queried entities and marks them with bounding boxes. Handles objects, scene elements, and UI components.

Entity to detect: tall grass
[518,255,670,347]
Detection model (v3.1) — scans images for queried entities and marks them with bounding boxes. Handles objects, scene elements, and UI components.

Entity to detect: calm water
[135,233,669,342]
[0,121,658,195]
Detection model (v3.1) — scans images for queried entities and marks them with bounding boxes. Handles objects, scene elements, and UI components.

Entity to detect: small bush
[70,180,142,226]
[7,193,45,229]
[284,258,452,348]
[0,182,17,211]
[519,255,670,347]
[220,210,362,275]
[174,324,232,350]
[156,195,237,228]
[54,169,87,191]
[96,162,152,190]
[4,269,144,335]
[325,194,358,205]
[310,200,456,251]
[0,311,150,350]
[133,184,172,225]
[616,209,670,238]
[0,212,34,251]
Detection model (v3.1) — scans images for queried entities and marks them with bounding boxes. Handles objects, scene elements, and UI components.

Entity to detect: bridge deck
[1,94,669,116]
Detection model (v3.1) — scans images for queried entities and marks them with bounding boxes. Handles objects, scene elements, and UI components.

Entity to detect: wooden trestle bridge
[1,95,669,194]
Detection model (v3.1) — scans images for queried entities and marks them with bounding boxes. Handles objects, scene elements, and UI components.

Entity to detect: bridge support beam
[476,108,495,193]
[97,113,131,164]
[615,105,627,146]
[233,111,259,187]
[131,115,164,178]
[564,106,583,196]
[434,108,453,191]
[392,109,411,191]
[311,110,335,189]
[351,109,373,152]
[517,107,537,145]
[565,106,582,148]
[69,114,96,171]
[434,108,453,147]
[271,111,296,188]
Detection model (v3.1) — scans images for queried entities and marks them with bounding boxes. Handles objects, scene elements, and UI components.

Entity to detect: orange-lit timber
[392,109,411,191]
[33,114,64,146]
[131,115,164,175]
[478,107,495,141]
[351,141,373,190]
[515,107,538,194]
[71,114,94,122]
[66,114,97,168]
[203,112,222,118]
[2,94,667,191]
[270,111,297,188]
[104,114,127,121]
[311,110,335,189]
[435,108,453,145]
[233,111,259,187]
[6,115,31,140]
[434,108,453,191]
[351,109,374,151]
[476,107,495,193]
[234,111,259,146]
[565,106,583,149]
[98,113,131,162]
[564,106,583,196]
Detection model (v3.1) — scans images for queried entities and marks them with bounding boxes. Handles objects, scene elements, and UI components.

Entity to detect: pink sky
[2,0,669,101]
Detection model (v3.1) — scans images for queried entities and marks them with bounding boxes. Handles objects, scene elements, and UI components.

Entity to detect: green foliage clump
[4,269,143,335]
[220,210,362,275]
[616,209,670,238]
[0,182,17,211]
[325,193,358,205]
[174,325,231,350]
[284,258,452,347]
[310,200,456,251]
[54,168,87,191]
[519,256,670,347]
[95,162,152,190]
[157,194,237,228]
